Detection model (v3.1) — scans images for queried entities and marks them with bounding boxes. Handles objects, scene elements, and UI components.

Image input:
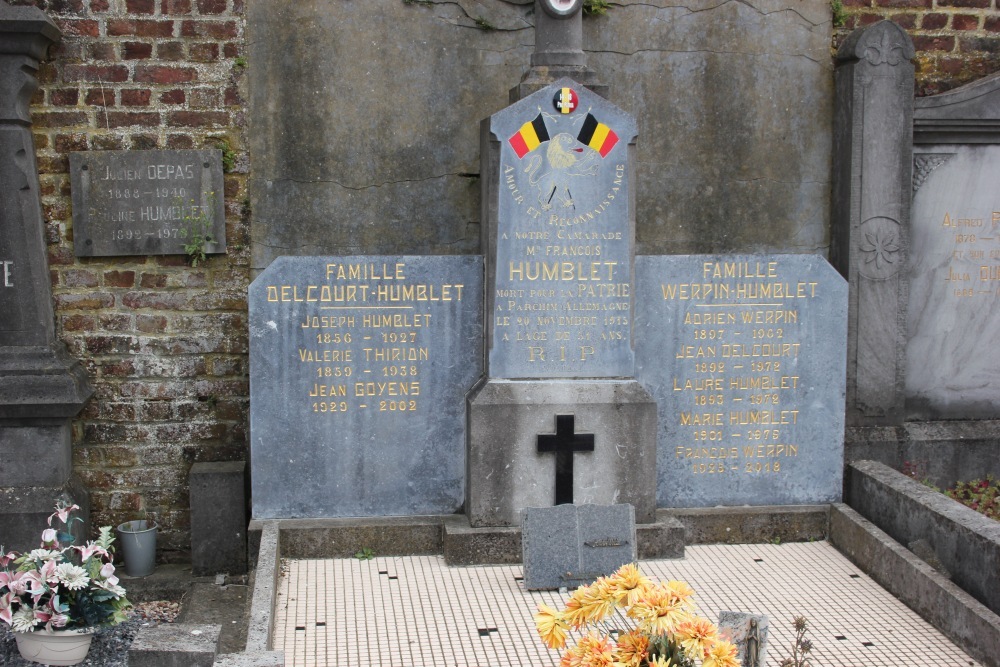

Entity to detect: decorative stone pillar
[0,2,93,550]
[830,21,915,426]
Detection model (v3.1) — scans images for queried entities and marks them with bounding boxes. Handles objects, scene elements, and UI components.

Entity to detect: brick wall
[11,0,249,561]
[835,0,1000,95]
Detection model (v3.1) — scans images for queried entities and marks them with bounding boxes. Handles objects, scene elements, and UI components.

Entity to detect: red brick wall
[836,0,1000,95]
[11,0,249,561]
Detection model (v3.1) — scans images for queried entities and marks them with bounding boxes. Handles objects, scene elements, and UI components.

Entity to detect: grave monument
[0,3,92,549]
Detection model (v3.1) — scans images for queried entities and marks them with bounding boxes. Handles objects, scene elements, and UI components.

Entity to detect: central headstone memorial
[467,76,658,528]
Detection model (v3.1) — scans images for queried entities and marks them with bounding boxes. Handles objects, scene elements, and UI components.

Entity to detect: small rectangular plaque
[70,150,226,257]
[521,504,636,591]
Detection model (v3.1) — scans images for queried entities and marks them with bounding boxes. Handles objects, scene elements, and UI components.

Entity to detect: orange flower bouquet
[535,563,739,667]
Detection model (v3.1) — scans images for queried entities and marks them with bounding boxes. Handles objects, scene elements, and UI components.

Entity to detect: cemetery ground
[271,542,982,667]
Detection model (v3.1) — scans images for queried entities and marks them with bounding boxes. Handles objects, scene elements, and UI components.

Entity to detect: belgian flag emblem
[577,113,619,158]
[508,113,550,159]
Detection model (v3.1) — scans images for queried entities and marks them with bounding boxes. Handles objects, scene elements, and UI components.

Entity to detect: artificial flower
[536,603,570,649]
[702,639,740,667]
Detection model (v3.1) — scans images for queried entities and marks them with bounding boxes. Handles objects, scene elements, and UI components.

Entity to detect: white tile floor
[274,542,982,667]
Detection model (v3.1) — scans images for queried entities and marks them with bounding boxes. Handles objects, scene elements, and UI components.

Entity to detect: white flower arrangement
[0,503,131,632]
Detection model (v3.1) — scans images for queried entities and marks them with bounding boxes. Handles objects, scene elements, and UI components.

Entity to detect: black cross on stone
[537,414,594,506]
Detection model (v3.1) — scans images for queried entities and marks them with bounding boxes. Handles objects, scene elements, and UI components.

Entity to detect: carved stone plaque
[70,149,226,257]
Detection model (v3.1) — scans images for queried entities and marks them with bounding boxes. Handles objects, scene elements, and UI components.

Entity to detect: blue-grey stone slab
[249,256,483,519]
[487,78,636,379]
[69,150,226,258]
[907,145,1000,419]
[635,255,847,507]
[521,503,636,591]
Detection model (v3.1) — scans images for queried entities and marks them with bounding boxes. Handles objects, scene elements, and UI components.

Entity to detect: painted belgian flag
[508,113,550,159]
[577,113,619,158]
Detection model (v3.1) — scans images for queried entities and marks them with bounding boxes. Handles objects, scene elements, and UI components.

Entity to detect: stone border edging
[830,502,1000,667]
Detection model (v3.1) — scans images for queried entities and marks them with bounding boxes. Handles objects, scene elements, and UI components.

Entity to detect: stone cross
[537,414,594,505]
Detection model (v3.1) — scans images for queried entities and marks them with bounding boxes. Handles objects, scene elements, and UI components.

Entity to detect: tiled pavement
[274,541,981,667]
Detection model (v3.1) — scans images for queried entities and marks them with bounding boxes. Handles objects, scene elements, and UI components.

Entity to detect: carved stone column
[831,21,915,426]
[0,2,93,549]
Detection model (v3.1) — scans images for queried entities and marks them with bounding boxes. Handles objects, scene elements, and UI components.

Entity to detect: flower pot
[116,519,157,577]
[15,628,93,666]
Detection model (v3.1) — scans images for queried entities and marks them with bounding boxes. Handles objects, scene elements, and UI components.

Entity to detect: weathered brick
[959,36,1000,53]
[180,19,237,39]
[106,111,160,128]
[954,14,981,30]
[189,42,219,62]
[167,110,228,127]
[189,87,220,108]
[938,0,990,6]
[48,246,77,266]
[91,0,111,10]
[139,272,168,288]
[48,0,86,12]
[223,42,240,58]
[86,334,139,355]
[986,16,1000,32]
[54,292,116,310]
[126,0,156,13]
[57,19,100,37]
[131,132,158,149]
[922,12,949,29]
[33,132,50,149]
[99,313,135,332]
[135,64,197,84]
[104,270,137,287]
[157,41,185,60]
[107,19,175,37]
[62,64,129,82]
[38,154,70,174]
[136,314,169,333]
[88,42,118,60]
[62,268,100,287]
[62,314,97,331]
[91,134,126,150]
[166,133,195,148]
[123,41,154,59]
[85,88,115,106]
[913,35,957,51]
[161,0,192,13]
[54,133,88,152]
[891,12,916,28]
[121,89,153,106]
[33,109,87,127]
[197,0,226,14]
[159,89,186,104]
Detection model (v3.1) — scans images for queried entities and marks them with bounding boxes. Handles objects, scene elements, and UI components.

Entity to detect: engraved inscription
[1,260,11,287]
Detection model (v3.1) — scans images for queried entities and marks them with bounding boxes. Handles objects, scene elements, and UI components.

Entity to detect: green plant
[179,193,217,267]
[233,56,248,70]
[948,476,1000,520]
[354,547,375,560]
[474,16,496,30]
[831,0,847,27]
[780,616,812,667]
[583,0,611,16]
[209,138,237,173]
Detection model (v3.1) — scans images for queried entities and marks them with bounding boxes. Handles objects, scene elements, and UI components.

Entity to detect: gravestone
[248,255,482,518]
[831,21,914,426]
[0,1,92,551]
[468,78,657,528]
[69,150,226,258]
[906,71,1000,419]
[634,255,848,507]
[717,612,769,667]
[521,503,636,591]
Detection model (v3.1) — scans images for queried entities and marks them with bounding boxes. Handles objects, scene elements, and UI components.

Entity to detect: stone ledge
[830,502,1000,667]
[845,459,1000,616]
[665,505,829,544]
[127,623,221,667]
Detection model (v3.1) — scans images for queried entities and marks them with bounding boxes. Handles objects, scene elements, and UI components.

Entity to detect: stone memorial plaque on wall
[69,150,226,257]
[488,79,636,379]
[635,255,847,507]
[249,255,483,519]
[907,146,1000,418]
